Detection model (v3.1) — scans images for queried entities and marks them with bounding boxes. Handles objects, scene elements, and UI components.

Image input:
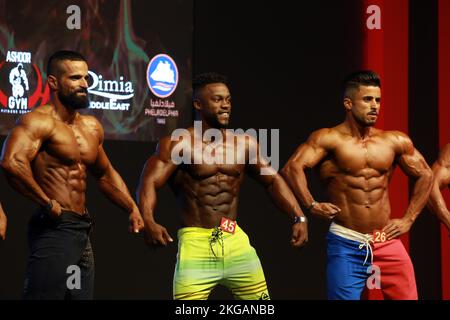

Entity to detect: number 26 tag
[373,230,387,243]
[220,217,236,234]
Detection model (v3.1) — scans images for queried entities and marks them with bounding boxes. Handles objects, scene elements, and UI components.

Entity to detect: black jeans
[23,207,94,300]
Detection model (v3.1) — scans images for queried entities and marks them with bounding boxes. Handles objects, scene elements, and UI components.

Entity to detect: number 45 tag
[220,217,236,234]
[373,230,387,243]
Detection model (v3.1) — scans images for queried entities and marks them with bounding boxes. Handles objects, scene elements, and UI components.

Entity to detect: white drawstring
[358,237,374,265]
[330,222,374,266]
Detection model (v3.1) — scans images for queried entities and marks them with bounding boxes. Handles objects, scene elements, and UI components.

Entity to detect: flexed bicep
[281,129,330,192]
[137,136,182,216]
[1,113,51,167]
[284,129,330,173]
[0,112,54,205]
[280,129,333,211]
[394,133,433,225]
[397,145,431,179]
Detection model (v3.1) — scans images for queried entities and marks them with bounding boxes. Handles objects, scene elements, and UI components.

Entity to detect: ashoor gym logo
[0,50,50,114]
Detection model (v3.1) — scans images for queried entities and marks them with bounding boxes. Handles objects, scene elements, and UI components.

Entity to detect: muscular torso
[169,130,246,228]
[319,127,398,233]
[32,106,100,214]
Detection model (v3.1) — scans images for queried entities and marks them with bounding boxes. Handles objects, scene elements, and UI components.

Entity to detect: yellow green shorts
[173,224,270,300]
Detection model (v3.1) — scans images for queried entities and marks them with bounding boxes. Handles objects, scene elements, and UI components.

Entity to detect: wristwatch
[308,201,318,211]
[294,216,307,224]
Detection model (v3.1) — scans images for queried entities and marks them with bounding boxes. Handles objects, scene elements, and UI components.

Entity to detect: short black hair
[193,72,228,99]
[342,70,381,98]
[46,50,87,77]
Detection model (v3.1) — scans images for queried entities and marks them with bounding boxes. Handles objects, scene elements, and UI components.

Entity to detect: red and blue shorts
[327,222,418,300]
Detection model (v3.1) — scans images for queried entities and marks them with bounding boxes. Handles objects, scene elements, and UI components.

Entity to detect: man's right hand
[310,202,341,220]
[144,221,173,248]
[47,199,62,218]
[291,220,308,248]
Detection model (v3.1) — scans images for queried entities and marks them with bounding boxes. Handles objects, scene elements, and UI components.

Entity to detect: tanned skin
[137,82,308,248]
[1,59,143,233]
[282,85,433,239]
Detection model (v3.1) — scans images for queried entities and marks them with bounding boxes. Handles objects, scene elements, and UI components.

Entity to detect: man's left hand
[382,218,413,240]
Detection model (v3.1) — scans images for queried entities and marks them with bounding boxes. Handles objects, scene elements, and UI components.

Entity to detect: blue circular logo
[146,54,178,98]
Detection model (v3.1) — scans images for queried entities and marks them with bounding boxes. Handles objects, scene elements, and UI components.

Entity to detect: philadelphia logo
[146,54,178,98]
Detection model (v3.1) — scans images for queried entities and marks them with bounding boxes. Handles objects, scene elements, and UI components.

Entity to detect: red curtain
[438,0,450,301]
[362,0,410,300]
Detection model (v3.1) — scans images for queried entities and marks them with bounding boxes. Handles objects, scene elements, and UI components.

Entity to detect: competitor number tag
[220,217,236,234]
[373,230,387,243]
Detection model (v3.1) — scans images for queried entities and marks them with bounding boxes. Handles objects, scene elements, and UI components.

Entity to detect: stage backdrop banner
[0,0,193,141]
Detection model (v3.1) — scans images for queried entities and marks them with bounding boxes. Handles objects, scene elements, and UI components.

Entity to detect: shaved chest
[183,163,244,180]
[44,122,99,165]
[185,140,246,178]
[326,138,396,174]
